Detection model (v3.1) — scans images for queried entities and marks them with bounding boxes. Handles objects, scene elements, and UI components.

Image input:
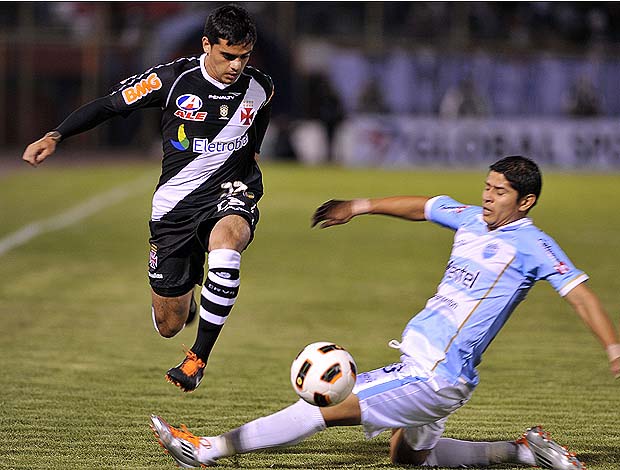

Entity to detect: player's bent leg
[151,288,195,338]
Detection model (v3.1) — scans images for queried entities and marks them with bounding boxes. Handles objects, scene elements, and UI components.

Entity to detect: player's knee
[209,217,250,251]
[157,322,183,338]
[152,308,185,338]
[389,429,430,465]
[390,448,429,466]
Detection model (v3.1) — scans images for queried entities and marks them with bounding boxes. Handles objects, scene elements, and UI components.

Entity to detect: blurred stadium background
[2,1,620,169]
[2,3,620,468]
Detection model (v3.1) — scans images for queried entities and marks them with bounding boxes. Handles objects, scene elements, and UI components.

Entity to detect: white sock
[516,440,536,465]
[424,439,519,466]
[219,400,326,455]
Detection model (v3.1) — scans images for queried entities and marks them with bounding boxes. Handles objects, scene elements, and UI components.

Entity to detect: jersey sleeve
[531,234,589,296]
[254,99,272,154]
[425,195,481,231]
[107,66,172,114]
[247,66,274,154]
[55,65,173,140]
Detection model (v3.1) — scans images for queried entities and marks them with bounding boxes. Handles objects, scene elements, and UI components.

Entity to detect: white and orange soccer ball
[290,341,357,407]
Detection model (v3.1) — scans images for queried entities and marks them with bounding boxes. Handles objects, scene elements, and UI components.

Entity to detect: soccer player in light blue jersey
[151,156,619,469]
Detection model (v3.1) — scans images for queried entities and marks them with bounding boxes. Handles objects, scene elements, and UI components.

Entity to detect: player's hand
[311,199,354,228]
[22,136,57,167]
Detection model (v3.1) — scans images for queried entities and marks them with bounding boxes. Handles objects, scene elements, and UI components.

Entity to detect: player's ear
[202,37,211,54]
[519,194,536,213]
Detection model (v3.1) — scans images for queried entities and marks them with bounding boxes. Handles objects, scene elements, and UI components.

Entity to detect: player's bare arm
[564,282,620,378]
[312,196,431,228]
[22,131,62,167]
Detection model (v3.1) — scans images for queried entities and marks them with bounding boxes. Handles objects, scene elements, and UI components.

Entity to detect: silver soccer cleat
[149,414,217,468]
[519,426,586,470]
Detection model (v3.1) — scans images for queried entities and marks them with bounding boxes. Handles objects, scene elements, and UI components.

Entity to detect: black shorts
[148,191,259,297]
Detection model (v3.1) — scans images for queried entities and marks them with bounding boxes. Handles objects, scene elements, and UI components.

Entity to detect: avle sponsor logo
[175,94,207,121]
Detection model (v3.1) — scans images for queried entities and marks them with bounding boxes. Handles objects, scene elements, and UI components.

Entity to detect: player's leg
[166,214,251,392]
[390,424,585,468]
[150,392,360,467]
[390,423,517,466]
[191,214,249,360]
[150,289,195,338]
[148,220,203,339]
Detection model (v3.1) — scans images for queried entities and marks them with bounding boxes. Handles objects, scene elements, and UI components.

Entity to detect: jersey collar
[494,217,533,232]
[199,53,236,90]
[476,214,533,232]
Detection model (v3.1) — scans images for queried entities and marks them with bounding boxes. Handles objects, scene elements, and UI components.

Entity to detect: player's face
[202,37,253,84]
[482,171,534,230]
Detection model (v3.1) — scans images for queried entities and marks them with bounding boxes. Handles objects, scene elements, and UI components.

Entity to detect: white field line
[0,173,153,257]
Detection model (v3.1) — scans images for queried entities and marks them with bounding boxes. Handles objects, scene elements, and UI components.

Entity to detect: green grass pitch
[0,160,619,469]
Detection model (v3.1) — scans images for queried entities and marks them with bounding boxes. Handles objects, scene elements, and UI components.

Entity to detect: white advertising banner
[333,117,620,169]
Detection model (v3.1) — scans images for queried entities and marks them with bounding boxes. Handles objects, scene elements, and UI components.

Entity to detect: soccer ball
[290,341,357,407]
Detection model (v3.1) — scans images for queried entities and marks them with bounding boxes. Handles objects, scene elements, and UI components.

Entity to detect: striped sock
[190,249,241,362]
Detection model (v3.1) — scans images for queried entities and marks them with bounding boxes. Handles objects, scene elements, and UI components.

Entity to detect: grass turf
[0,161,619,469]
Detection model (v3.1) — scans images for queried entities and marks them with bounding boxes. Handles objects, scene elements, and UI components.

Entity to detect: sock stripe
[202,284,237,306]
[208,270,240,288]
[209,267,240,280]
[200,306,228,325]
[205,279,239,298]
[201,297,233,317]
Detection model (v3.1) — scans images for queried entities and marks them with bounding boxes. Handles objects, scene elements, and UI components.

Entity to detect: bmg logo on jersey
[175,94,207,121]
[122,73,162,105]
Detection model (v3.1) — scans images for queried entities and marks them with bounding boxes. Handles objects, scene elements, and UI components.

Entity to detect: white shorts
[353,361,474,449]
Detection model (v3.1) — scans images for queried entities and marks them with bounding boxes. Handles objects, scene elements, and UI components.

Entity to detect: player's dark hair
[203,4,257,47]
[489,156,542,207]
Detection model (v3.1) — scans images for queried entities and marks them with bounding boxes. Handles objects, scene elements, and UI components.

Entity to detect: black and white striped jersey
[56,53,273,224]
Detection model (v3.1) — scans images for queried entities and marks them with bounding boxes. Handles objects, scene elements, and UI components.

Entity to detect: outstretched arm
[22,95,125,167]
[311,196,431,229]
[564,282,620,378]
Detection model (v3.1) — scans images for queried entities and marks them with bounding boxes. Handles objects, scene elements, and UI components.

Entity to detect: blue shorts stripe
[356,375,425,401]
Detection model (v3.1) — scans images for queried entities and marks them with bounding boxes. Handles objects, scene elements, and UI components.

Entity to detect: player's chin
[222,73,238,83]
[482,214,494,228]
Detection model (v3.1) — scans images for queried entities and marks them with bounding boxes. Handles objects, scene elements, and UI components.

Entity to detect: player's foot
[186,296,197,326]
[149,414,217,468]
[516,426,586,469]
[166,348,206,392]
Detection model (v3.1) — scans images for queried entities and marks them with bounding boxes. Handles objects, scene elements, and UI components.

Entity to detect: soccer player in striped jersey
[151,156,619,469]
[21,5,274,393]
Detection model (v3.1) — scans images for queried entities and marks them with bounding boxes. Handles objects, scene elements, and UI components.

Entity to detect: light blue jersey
[399,195,588,387]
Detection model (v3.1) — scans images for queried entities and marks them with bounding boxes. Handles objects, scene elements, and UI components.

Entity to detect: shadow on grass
[579,445,620,467]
